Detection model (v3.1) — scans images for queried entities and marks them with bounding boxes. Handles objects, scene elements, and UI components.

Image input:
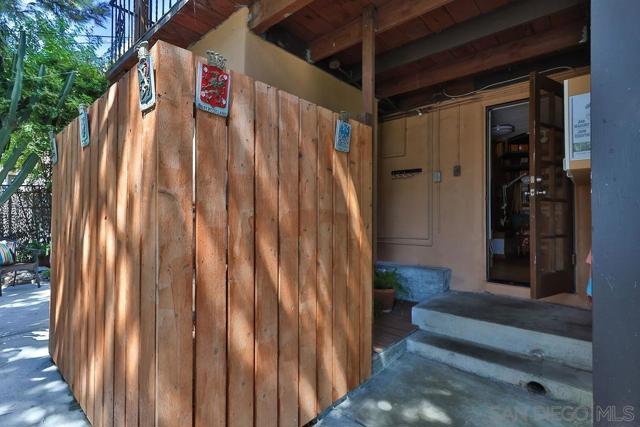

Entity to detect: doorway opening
[487,101,531,286]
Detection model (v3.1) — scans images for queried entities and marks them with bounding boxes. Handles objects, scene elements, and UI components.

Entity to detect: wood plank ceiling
[264,0,590,113]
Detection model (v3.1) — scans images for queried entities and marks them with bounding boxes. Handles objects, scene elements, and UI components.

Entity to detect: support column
[362,6,376,124]
[362,5,377,264]
[592,0,640,424]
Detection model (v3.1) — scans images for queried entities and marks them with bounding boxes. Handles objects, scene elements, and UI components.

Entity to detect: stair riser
[413,309,592,370]
[408,339,592,407]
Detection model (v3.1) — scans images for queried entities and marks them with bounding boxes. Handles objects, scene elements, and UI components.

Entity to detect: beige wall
[378,69,590,297]
[378,103,486,293]
[189,8,362,114]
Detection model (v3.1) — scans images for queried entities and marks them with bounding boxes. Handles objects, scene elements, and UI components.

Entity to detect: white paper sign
[570,93,590,157]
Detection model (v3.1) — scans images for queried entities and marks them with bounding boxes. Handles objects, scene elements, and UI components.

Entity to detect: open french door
[528,72,575,299]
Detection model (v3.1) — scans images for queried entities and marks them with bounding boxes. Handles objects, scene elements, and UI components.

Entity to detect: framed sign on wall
[568,92,591,161]
[564,75,591,170]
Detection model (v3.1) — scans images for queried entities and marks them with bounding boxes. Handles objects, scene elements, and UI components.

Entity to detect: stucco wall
[378,103,487,294]
[189,8,362,114]
[189,8,247,73]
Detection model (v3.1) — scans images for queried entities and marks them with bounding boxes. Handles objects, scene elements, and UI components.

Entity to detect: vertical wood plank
[346,120,362,390]
[64,121,75,383]
[49,131,59,360]
[254,81,279,427]
[114,72,131,427]
[54,128,64,366]
[139,49,159,427]
[194,87,228,427]
[94,94,109,427]
[59,124,67,378]
[359,122,373,381]
[87,100,100,424]
[316,107,334,411]
[49,131,60,362]
[71,115,80,395]
[80,106,91,411]
[126,62,142,427]
[63,121,76,384]
[227,70,256,427]
[73,116,83,398]
[50,130,60,362]
[63,121,74,383]
[155,41,194,427]
[102,83,118,427]
[332,113,348,400]
[298,100,318,425]
[278,90,300,427]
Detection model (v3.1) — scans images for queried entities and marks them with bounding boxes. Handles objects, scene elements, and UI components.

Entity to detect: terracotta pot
[374,288,395,312]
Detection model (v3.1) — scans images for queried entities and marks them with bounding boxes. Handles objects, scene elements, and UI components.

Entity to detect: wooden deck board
[372,300,417,353]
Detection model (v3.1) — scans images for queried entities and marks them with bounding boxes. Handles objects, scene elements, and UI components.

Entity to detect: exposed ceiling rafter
[353,0,585,79]
[308,0,454,62]
[249,0,315,34]
[378,22,585,97]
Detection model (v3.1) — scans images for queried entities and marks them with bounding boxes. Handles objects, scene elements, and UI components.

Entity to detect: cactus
[0,31,74,205]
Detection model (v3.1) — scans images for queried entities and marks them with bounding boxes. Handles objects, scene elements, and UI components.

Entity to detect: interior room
[487,102,531,286]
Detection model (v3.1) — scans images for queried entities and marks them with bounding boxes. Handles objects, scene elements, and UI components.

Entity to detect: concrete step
[408,330,593,406]
[412,291,592,370]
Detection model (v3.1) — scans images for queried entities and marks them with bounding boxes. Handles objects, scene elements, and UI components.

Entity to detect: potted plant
[374,268,405,312]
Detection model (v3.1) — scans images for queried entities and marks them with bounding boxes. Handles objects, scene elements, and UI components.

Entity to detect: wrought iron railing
[110,0,180,65]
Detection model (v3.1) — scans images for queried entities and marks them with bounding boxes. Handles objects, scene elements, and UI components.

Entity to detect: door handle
[529,189,547,197]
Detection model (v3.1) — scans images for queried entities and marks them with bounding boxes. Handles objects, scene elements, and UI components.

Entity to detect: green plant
[0,31,75,203]
[374,268,406,294]
[1,16,108,185]
[26,239,50,255]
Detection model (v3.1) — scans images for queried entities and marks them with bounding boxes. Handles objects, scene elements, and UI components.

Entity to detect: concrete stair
[408,330,592,406]
[408,291,593,405]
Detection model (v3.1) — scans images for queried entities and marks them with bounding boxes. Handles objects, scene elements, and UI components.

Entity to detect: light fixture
[491,124,515,136]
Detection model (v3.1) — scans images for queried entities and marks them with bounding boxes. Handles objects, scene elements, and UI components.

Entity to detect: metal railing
[110,0,179,65]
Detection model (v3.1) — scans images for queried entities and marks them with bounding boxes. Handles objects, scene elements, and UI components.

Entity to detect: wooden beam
[309,0,453,62]
[362,6,376,121]
[372,0,584,77]
[361,5,375,380]
[249,0,315,34]
[378,23,584,97]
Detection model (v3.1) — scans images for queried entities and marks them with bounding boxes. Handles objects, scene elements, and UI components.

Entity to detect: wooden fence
[50,41,373,427]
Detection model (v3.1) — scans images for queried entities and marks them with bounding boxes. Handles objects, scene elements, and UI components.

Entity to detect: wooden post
[362,6,375,125]
[361,4,376,380]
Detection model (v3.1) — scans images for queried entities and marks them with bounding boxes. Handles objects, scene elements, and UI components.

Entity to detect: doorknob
[529,189,547,197]
[522,176,543,184]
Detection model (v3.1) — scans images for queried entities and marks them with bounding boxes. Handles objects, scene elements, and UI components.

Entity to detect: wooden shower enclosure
[49,41,373,427]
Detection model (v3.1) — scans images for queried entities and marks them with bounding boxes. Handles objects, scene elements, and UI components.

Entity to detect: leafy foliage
[374,268,406,294]
[0,0,109,28]
[0,15,108,185]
